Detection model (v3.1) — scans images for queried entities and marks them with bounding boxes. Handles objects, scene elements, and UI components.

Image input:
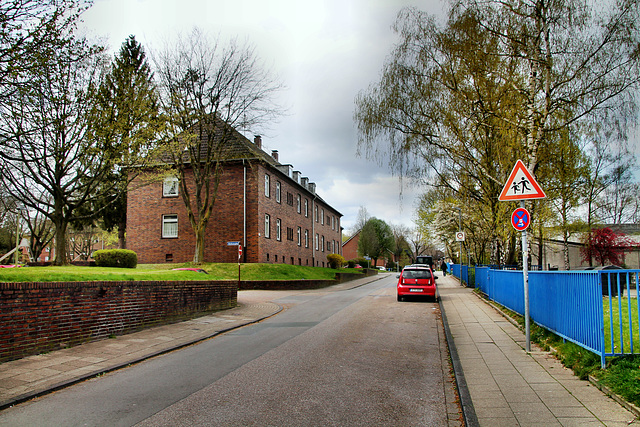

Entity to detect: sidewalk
[0,274,384,410]
[438,273,640,426]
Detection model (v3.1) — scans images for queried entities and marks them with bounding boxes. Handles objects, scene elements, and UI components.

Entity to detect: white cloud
[323,176,422,231]
[81,0,442,229]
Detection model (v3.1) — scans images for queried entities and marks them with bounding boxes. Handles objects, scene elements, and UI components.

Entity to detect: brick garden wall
[0,281,237,363]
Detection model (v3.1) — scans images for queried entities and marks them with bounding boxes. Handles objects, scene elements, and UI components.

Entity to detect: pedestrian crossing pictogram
[499,160,546,201]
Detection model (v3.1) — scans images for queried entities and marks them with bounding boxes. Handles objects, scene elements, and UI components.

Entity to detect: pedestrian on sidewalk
[440,259,448,276]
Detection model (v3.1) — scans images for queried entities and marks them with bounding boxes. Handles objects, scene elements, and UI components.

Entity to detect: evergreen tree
[89,35,162,248]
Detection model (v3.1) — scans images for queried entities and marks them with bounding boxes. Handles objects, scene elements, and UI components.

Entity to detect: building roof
[164,116,340,215]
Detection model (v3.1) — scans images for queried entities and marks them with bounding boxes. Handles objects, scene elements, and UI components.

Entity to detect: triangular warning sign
[499,160,546,201]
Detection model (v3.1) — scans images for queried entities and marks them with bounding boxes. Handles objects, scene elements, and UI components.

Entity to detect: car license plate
[409,289,423,292]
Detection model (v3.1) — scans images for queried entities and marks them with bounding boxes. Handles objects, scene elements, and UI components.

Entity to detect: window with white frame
[304,199,309,217]
[163,177,179,197]
[276,181,281,203]
[276,218,282,241]
[265,214,270,238]
[265,174,270,197]
[321,208,324,225]
[305,229,309,248]
[321,236,325,252]
[297,227,301,246]
[162,214,178,238]
[296,194,301,214]
[315,233,319,250]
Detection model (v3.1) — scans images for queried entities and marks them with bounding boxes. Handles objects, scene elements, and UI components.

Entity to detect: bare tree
[154,28,284,264]
[351,205,371,235]
[0,0,89,106]
[23,208,55,263]
[0,36,117,265]
[390,223,411,265]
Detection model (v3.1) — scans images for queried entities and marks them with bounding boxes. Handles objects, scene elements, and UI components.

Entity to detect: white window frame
[321,235,325,252]
[296,194,301,214]
[321,208,325,225]
[297,227,302,246]
[276,218,282,241]
[305,229,309,248]
[163,177,179,197]
[162,214,178,238]
[304,199,309,217]
[265,174,270,197]
[265,214,270,238]
[276,181,281,203]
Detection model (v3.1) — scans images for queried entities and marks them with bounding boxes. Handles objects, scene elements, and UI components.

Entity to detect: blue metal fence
[451,265,640,367]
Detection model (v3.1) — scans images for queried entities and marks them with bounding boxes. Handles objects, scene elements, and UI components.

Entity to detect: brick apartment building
[127,129,342,266]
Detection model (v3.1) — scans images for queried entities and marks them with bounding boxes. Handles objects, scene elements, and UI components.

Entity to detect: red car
[397,265,438,302]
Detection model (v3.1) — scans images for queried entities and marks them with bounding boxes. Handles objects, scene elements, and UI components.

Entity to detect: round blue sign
[511,207,530,231]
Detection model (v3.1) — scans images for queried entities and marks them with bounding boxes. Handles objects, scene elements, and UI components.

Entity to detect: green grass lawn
[0,263,365,283]
[604,297,640,354]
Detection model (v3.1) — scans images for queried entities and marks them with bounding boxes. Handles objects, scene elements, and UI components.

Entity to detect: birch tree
[355,0,639,266]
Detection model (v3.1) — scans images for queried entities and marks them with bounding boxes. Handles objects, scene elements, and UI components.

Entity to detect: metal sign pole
[500,159,544,355]
[521,200,530,352]
[238,245,242,290]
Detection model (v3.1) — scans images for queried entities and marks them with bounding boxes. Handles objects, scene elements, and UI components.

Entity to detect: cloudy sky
[80,0,448,233]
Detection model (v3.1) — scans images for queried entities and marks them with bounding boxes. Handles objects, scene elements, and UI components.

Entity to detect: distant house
[126,128,342,266]
[341,230,389,268]
[529,225,640,270]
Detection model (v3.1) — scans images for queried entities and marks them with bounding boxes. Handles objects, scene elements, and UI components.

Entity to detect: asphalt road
[0,275,460,426]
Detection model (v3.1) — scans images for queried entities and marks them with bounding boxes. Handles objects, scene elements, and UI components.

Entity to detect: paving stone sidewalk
[439,274,639,426]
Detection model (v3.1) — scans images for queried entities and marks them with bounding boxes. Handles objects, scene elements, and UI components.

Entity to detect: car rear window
[402,269,432,279]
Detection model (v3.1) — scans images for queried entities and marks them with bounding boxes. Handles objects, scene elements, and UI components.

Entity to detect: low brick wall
[238,279,336,290]
[0,281,236,363]
[237,270,378,290]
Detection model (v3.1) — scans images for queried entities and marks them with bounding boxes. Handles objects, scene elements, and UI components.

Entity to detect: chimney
[271,150,279,162]
[301,177,309,189]
[254,135,262,149]
[308,182,316,194]
[292,170,301,183]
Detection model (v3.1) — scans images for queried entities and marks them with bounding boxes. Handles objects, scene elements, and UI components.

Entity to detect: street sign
[511,207,530,231]
[227,241,240,246]
[455,231,465,241]
[499,160,546,201]
[238,244,242,261]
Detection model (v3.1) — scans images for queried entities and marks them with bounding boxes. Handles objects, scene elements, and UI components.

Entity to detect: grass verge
[0,263,365,282]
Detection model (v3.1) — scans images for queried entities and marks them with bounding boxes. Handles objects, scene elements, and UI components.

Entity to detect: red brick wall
[127,160,343,265]
[257,164,342,267]
[342,233,360,261]
[0,281,237,363]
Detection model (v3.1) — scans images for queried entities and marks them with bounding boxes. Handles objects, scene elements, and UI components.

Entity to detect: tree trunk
[193,223,206,264]
[118,221,126,249]
[563,232,570,271]
[53,219,68,266]
[537,225,544,270]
